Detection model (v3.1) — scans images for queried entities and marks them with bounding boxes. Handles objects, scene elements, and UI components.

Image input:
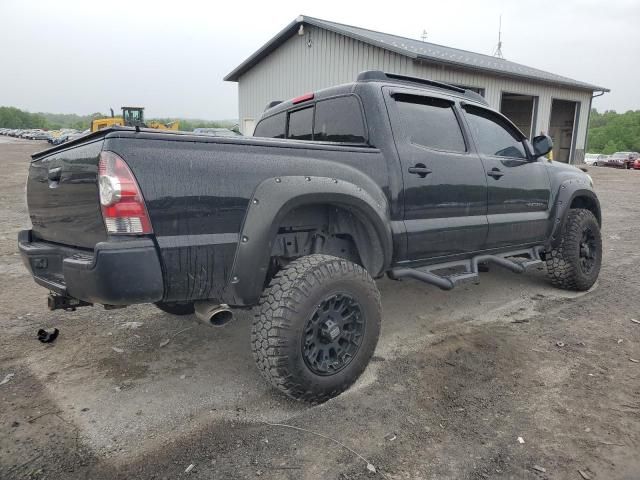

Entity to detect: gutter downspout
[585,90,606,153]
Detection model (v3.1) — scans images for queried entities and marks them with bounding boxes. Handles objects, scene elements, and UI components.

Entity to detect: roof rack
[356,70,490,103]
[264,100,283,111]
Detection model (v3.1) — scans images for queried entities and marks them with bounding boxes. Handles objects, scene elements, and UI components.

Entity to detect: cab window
[314,96,366,143]
[463,105,527,159]
[287,107,313,140]
[253,112,285,138]
[394,94,466,152]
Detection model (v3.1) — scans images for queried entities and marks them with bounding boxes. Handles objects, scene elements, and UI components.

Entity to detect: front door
[460,104,551,248]
[385,88,489,262]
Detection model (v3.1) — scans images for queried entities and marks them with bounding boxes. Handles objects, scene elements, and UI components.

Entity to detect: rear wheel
[155,301,195,315]
[251,254,381,403]
[545,209,602,291]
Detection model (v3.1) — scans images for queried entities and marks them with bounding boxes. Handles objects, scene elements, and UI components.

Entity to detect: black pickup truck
[19,71,602,402]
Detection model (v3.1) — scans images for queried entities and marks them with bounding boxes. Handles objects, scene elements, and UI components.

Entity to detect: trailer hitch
[47,294,91,312]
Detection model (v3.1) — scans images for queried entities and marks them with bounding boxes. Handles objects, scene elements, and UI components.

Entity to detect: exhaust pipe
[194,301,234,327]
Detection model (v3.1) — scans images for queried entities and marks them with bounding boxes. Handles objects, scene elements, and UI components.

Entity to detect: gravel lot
[1,138,639,479]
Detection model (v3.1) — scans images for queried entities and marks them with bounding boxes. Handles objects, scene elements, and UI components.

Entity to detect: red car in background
[605,151,639,169]
[633,157,640,170]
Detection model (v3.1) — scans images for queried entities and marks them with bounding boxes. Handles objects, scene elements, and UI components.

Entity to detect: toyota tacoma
[19,71,602,402]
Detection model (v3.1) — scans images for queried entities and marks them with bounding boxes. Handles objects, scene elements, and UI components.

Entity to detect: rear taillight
[98,151,152,234]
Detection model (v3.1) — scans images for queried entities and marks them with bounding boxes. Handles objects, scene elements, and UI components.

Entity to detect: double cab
[20,71,602,402]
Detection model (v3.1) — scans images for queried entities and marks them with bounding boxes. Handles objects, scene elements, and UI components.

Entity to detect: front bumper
[18,230,164,305]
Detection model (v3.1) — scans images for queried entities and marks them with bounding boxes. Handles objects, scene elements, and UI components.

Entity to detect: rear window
[287,107,313,140]
[314,96,366,143]
[254,95,367,144]
[253,112,285,138]
[395,94,466,152]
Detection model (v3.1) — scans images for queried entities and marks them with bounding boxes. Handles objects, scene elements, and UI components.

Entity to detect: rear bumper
[18,230,164,305]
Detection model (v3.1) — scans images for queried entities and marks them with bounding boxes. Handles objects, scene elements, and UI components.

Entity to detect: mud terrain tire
[545,208,602,291]
[252,254,381,402]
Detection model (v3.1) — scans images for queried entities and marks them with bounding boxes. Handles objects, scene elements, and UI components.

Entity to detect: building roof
[224,15,609,92]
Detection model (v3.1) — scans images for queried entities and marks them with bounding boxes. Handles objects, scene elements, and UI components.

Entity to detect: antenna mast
[493,15,504,58]
[421,29,428,42]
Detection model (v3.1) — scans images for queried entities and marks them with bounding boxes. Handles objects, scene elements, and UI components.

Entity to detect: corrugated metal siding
[237,26,592,160]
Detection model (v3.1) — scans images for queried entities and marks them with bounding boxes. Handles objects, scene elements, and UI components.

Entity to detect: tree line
[587,109,640,154]
[0,106,236,132]
[2,106,638,151]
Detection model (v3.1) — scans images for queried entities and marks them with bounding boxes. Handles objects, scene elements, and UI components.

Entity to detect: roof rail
[264,100,283,111]
[357,70,466,94]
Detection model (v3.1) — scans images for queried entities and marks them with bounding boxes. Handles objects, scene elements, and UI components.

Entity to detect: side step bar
[389,247,544,291]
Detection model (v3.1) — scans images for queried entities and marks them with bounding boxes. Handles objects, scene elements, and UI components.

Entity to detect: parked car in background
[193,127,241,137]
[51,133,71,145]
[584,153,607,166]
[633,158,640,170]
[605,152,639,169]
[66,129,90,142]
[30,131,51,141]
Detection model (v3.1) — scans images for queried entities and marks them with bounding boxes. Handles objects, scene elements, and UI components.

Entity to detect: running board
[389,247,544,291]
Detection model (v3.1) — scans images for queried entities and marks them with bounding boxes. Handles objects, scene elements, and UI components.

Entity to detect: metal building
[225,15,608,163]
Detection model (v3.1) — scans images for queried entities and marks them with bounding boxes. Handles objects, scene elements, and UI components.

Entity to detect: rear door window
[287,107,313,140]
[394,94,466,152]
[253,112,285,138]
[314,96,366,143]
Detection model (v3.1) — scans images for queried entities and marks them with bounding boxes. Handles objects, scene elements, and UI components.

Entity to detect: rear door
[460,104,551,247]
[385,88,488,261]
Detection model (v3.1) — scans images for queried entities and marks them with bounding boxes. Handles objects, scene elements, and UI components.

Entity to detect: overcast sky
[0,0,638,119]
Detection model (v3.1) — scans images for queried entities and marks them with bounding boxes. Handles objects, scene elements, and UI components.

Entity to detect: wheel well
[570,195,601,226]
[267,204,383,282]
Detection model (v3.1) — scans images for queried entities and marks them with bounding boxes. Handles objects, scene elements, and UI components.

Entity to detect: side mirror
[532,135,553,159]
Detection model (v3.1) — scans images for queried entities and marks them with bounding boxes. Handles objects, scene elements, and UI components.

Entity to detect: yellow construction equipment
[90,107,180,132]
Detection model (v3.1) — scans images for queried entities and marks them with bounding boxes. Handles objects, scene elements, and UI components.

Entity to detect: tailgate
[27,139,107,248]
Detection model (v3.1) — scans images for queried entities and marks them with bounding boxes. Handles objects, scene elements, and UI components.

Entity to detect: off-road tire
[155,301,195,315]
[545,208,602,291]
[251,254,381,403]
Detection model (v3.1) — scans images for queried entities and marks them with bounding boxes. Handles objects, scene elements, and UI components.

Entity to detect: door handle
[487,168,504,179]
[408,164,432,178]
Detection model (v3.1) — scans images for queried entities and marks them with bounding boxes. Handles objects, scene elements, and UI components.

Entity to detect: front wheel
[545,209,602,291]
[251,254,381,403]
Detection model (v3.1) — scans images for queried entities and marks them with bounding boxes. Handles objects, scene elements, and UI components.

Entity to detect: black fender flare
[549,178,601,247]
[227,175,392,305]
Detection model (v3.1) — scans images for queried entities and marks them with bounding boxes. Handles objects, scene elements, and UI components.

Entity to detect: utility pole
[493,15,504,59]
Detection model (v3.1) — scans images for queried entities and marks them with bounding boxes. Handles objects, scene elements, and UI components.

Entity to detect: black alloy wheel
[302,293,365,376]
[579,227,597,275]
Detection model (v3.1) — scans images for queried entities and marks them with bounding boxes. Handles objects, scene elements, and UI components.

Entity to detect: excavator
[90,107,180,132]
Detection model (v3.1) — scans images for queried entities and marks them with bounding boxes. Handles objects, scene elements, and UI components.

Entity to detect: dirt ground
[0,138,638,480]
